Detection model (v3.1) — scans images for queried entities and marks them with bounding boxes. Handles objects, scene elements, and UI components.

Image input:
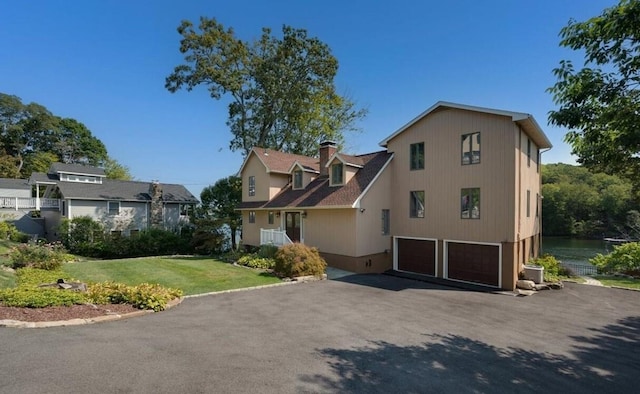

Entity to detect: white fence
[260,228,293,246]
[0,197,59,210]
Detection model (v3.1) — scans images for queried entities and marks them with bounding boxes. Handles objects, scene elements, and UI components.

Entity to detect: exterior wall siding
[242,154,270,202]
[69,200,148,233]
[355,160,393,257]
[387,108,518,243]
[304,209,357,256]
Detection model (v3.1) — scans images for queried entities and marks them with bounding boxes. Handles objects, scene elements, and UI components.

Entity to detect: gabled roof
[0,178,30,190]
[238,147,319,175]
[238,151,393,209]
[327,153,365,169]
[49,163,106,177]
[288,160,320,174]
[379,101,552,150]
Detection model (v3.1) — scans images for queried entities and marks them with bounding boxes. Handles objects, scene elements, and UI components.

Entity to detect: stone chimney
[149,181,163,229]
[319,141,337,177]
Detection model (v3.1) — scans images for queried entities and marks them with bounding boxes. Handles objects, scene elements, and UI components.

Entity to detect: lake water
[541,237,613,266]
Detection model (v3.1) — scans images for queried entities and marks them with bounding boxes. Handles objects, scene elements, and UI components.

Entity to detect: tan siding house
[237,102,551,290]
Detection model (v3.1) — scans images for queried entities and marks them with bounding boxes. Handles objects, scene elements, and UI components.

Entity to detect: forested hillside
[542,163,637,238]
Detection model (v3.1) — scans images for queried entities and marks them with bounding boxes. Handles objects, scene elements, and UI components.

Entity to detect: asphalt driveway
[1,274,639,393]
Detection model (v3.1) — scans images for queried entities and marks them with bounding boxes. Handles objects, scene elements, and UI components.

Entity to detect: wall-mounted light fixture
[301,211,307,218]
[275,211,281,218]
[360,208,366,213]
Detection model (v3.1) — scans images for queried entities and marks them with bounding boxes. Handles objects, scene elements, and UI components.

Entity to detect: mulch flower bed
[0,303,140,322]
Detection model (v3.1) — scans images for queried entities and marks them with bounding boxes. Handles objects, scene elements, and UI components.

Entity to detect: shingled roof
[241,147,320,174]
[54,179,198,202]
[238,150,392,209]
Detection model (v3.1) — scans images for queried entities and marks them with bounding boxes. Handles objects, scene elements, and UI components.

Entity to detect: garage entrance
[445,241,501,287]
[394,237,437,276]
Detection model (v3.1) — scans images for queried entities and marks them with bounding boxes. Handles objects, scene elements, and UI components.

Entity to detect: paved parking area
[1,274,639,393]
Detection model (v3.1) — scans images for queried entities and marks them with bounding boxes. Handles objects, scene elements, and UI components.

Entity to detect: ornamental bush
[591,242,640,276]
[236,254,275,269]
[8,242,72,270]
[86,281,182,311]
[273,243,326,278]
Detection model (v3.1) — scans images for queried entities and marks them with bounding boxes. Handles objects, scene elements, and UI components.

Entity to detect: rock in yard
[516,279,537,290]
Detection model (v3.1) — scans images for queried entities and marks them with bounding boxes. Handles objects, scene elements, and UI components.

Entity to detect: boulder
[516,279,536,290]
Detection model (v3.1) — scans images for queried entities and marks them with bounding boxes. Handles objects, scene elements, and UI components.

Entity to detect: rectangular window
[249,211,256,223]
[410,191,425,218]
[536,193,539,218]
[130,229,140,237]
[537,150,541,173]
[268,211,274,225]
[462,132,481,165]
[293,170,303,189]
[248,176,256,196]
[111,230,122,237]
[527,190,531,218]
[331,163,344,185]
[527,139,531,167]
[108,201,120,216]
[410,142,425,170]
[180,204,190,216]
[461,188,480,219]
[382,209,390,235]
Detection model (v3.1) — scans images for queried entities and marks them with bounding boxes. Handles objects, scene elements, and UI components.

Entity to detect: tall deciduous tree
[166,18,366,157]
[0,93,114,178]
[199,176,242,250]
[548,0,640,190]
[102,157,133,180]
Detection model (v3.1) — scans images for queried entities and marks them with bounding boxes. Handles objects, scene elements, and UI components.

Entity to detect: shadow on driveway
[300,316,640,393]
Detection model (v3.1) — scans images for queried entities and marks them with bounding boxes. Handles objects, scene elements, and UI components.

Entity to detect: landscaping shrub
[0,287,86,308]
[58,216,194,258]
[274,243,327,278]
[0,268,86,308]
[236,254,275,269]
[86,281,182,311]
[58,216,105,254]
[258,244,279,259]
[0,221,29,242]
[591,242,640,276]
[8,242,72,270]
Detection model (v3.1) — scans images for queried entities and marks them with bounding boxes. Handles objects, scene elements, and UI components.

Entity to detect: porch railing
[260,228,293,247]
[0,197,60,210]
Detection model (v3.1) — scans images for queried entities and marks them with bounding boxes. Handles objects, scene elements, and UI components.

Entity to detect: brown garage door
[397,238,436,276]
[447,242,499,287]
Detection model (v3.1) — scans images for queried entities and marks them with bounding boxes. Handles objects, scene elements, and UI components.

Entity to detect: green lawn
[62,256,282,295]
[594,275,640,290]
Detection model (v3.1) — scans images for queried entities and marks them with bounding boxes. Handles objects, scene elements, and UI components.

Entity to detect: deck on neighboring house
[0,197,60,210]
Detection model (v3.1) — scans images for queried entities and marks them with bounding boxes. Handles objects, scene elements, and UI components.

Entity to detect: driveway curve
[1,274,638,393]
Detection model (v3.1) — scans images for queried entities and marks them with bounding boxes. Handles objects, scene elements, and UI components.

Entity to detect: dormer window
[330,163,344,186]
[293,170,303,189]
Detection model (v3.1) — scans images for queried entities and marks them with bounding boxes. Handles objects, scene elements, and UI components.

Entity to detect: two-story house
[237,101,552,290]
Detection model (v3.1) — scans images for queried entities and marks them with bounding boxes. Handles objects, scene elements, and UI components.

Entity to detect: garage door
[446,242,500,287]
[396,238,436,276]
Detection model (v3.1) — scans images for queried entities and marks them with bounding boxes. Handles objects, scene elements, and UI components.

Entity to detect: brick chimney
[149,181,163,229]
[319,141,337,177]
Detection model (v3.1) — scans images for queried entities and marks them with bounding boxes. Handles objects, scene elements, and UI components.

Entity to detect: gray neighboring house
[0,163,198,240]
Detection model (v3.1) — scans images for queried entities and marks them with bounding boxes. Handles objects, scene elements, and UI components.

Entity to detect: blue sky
[0,0,616,197]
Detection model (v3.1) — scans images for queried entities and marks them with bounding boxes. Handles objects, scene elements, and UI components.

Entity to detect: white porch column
[35,184,41,210]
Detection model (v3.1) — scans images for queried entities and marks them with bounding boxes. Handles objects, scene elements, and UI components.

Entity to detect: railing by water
[0,197,60,210]
[560,261,598,276]
[260,228,293,246]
